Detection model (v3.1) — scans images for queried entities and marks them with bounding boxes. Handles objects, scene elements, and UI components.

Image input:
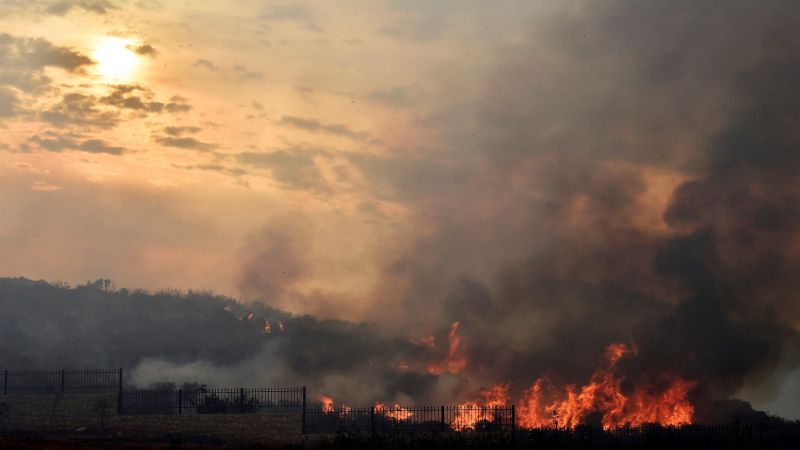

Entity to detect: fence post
[117,368,123,415]
[240,387,245,413]
[301,386,307,434]
[440,405,445,432]
[511,404,516,442]
[371,406,376,435]
[60,369,65,394]
[3,370,7,395]
[178,389,183,415]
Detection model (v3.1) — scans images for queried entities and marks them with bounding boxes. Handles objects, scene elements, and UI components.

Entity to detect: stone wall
[0,392,302,444]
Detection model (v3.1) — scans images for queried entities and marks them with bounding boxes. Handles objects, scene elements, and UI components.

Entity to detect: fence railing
[119,386,306,415]
[1,369,122,394]
[304,405,515,435]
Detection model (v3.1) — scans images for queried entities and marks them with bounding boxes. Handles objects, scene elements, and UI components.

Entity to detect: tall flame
[452,384,510,430]
[427,321,467,375]
[517,343,695,429]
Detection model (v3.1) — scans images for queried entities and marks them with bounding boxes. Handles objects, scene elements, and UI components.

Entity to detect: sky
[1,0,799,419]
[0,0,534,312]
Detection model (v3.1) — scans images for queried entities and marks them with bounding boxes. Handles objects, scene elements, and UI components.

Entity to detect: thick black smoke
[238,1,800,420]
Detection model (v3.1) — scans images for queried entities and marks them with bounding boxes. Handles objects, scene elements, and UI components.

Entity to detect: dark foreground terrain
[3,431,800,450]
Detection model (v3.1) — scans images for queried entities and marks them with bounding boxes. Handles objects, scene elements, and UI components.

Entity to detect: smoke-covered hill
[0,277,442,405]
[0,276,796,427]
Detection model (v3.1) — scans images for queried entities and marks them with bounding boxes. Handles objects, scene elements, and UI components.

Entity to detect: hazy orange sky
[0,1,551,312]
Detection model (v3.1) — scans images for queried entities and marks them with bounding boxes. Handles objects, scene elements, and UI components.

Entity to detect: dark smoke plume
[237,1,800,419]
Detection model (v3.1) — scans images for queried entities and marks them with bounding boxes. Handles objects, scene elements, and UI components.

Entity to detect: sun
[93,37,140,81]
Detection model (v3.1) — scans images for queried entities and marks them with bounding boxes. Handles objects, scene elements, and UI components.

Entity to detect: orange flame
[246,313,255,321]
[263,320,271,334]
[427,321,467,375]
[278,320,285,332]
[319,395,334,413]
[452,384,510,430]
[517,343,695,430]
[375,403,414,421]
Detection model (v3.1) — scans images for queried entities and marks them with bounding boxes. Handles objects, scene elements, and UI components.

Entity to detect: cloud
[128,43,157,57]
[233,64,265,82]
[0,33,93,72]
[260,4,321,32]
[278,116,372,143]
[294,86,315,104]
[100,84,164,112]
[164,126,201,136]
[0,34,93,99]
[39,93,119,129]
[155,136,216,151]
[78,138,125,155]
[177,163,248,177]
[164,96,192,113]
[237,147,330,192]
[29,132,126,155]
[0,86,18,117]
[193,59,218,71]
[45,0,115,15]
[366,86,415,107]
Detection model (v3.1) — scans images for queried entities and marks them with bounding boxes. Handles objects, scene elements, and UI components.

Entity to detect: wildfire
[427,321,467,375]
[452,384,510,430]
[375,403,414,421]
[263,320,271,334]
[319,395,353,417]
[320,395,334,413]
[247,313,255,321]
[517,343,695,430]
[318,340,693,432]
[278,320,285,332]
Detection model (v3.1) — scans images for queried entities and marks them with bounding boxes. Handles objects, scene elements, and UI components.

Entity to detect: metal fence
[119,387,306,415]
[304,405,515,435]
[1,369,122,394]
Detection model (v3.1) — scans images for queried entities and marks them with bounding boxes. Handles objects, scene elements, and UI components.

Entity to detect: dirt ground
[0,433,233,450]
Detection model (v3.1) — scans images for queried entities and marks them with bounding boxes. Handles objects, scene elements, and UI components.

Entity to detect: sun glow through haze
[93,37,140,81]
